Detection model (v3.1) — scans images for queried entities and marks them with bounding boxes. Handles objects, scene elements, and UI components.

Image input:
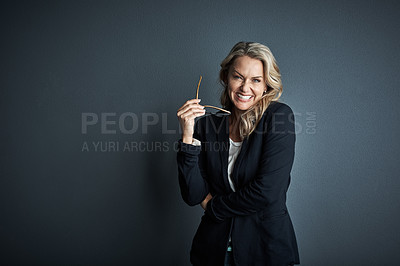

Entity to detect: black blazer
[177,101,300,266]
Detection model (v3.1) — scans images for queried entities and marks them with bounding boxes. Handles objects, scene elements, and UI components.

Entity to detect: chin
[232,102,252,112]
[237,103,251,109]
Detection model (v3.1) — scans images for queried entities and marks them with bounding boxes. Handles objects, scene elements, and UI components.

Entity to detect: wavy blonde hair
[219,41,282,139]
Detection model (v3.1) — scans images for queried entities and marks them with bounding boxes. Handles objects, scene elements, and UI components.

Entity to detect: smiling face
[227,56,266,114]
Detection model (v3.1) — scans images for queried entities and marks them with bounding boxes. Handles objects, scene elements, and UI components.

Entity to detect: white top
[228,138,243,192]
[190,137,243,192]
[228,138,242,243]
[191,137,242,244]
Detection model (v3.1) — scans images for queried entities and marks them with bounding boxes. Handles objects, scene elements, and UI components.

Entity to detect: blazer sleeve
[177,120,210,206]
[206,104,296,221]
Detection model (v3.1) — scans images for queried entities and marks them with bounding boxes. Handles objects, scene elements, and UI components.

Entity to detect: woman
[176,42,300,266]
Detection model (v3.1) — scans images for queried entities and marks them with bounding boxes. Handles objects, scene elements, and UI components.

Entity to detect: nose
[240,79,252,92]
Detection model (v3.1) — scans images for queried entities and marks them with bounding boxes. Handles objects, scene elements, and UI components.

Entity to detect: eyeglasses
[196,76,231,115]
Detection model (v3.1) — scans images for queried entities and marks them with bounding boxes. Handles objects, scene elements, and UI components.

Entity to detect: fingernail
[198,99,201,102]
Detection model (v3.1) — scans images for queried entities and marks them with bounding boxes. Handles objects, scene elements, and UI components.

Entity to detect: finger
[177,105,205,116]
[177,103,205,117]
[177,101,203,115]
[177,99,201,112]
[180,108,205,120]
[182,110,206,121]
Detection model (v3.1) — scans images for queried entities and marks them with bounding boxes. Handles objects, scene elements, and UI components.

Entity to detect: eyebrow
[233,68,263,79]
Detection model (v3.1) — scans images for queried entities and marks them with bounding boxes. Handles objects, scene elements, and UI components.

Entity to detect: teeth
[238,94,252,100]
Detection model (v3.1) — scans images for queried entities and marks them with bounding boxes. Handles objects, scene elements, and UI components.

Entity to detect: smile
[236,93,253,101]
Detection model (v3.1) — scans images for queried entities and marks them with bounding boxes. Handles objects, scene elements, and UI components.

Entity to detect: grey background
[1,0,399,265]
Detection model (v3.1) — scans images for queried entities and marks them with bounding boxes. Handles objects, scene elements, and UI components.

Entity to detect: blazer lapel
[213,112,250,192]
[231,136,249,189]
[214,114,231,191]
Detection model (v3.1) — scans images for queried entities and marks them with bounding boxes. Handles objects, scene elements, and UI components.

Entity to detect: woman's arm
[176,99,210,206]
[206,104,296,221]
[177,119,210,206]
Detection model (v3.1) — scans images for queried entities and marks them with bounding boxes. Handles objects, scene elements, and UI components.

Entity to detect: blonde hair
[219,42,282,139]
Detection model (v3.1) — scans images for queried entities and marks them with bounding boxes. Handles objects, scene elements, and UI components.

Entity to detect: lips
[236,93,253,102]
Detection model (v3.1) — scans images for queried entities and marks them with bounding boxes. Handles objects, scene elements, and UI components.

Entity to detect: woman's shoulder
[257,101,295,132]
[265,101,294,115]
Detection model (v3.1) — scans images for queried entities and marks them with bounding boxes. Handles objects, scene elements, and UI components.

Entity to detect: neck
[229,107,243,140]
[230,107,244,124]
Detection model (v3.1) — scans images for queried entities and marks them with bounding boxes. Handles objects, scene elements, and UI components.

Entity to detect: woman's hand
[201,193,213,210]
[177,99,205,144]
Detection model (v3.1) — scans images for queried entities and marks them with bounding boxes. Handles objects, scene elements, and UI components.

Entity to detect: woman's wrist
[182,134,193,144]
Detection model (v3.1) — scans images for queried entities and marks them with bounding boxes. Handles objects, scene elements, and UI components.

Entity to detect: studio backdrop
[1,0,399,265]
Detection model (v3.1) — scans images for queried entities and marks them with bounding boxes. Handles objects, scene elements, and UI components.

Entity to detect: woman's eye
[253,79,261,83]
[234,75,242,80]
